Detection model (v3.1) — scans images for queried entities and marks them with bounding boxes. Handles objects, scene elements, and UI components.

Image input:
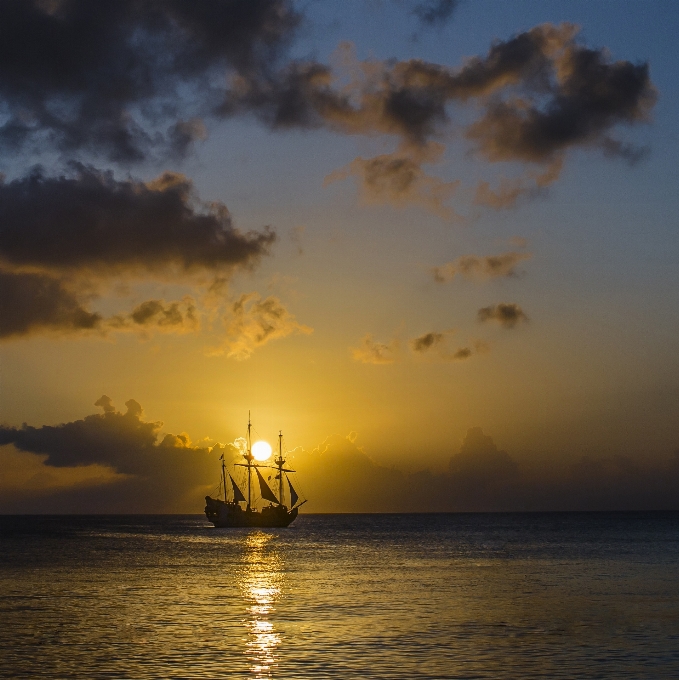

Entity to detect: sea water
[1,513,678,679]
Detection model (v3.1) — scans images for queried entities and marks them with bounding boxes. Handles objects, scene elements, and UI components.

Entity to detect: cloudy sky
[1,0,678,513]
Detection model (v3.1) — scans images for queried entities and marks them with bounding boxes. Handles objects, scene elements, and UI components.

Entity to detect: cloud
[228,24,654,155]
[0,396,224,512]
[477,302,528,328]
[449,427,518,483]
[289,225,306,255]
[0,444,127,498]
[473,158,564,209]
[409,330,485,361]
[463,26,656,164]
[0,266,202,341]
[325,142,461,218]
[0,164,274,277]
[351,333,399,364]
[292,432,407,512]
[410,331,445,352]
[3,406,679,513]
[0,270,102,338]
[108,297,199,334]
[431,251,532,283]
[223,23,654,213]
[167,118,208,159]
[215,292,313,359]
[412,0,460,26]
[0,0,301,161]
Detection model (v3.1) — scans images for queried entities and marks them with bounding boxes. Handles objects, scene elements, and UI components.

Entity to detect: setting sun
[251,441,272,462]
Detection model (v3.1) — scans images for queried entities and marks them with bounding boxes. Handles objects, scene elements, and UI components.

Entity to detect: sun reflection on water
[240,532,283,678]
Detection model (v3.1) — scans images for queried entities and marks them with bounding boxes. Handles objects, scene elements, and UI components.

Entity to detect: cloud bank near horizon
[1,399,678,514]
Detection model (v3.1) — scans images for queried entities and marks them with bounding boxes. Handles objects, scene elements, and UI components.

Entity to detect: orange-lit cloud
[214,293,313,360]
[351,334,399,364]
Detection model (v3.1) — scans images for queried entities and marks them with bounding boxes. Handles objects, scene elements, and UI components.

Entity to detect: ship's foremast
[246,410,253,511]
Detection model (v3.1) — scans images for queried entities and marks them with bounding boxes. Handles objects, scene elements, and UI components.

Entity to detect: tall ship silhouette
[204,414,306,527]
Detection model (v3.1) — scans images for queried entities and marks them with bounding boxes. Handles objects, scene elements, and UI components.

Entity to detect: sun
[252,440,272,462]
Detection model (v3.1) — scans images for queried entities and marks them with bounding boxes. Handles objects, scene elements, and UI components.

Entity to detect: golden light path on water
[240,532,283,678]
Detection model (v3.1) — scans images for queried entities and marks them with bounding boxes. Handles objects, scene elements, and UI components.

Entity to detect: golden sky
[1,1,678,512]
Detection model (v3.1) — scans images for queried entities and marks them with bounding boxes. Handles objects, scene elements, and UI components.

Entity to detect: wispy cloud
[351,334,399,364]
[325,142,461,219]
[431,251,532,283]
[214,293,312,360]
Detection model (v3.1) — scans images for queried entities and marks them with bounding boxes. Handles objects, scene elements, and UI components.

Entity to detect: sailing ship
[204,414,305,528]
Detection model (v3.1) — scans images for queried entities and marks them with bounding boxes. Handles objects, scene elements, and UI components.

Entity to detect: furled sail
[229,473,246,503]
[256,467,279,504]
[287,475,299,508]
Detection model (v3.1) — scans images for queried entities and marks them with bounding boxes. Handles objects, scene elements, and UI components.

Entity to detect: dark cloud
[0,0,300,161]
[452,346,472,360]
[0,164,274,276]
[410,330,483,362]
[478,302,528,328]
[0,270,101,338]
[228,23,654,158]
[109,298,199,334]
[167,118,208,159]
[465,29,656,164]
[412,0,460,26]
[0,266,206,339]
[431,251,532,283]
[411,331,444,352]
[0,396,222,512]
[449,427,518,484]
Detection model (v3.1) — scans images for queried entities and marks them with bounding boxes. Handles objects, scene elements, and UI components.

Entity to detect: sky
[1,0,678,513]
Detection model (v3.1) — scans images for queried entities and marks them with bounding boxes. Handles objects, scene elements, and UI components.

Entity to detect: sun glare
[252,440,272,462]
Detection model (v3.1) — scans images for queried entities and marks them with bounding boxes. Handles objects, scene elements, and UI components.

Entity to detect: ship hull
[205,496,298,528]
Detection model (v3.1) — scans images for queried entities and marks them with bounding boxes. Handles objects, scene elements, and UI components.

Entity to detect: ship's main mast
[246,410,252,511]
[221,455,227,503]
[276,431,285,507]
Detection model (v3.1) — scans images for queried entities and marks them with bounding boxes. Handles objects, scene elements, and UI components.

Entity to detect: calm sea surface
[1,513,678,679]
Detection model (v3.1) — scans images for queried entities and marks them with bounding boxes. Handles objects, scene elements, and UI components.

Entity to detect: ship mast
[246,410,252,511]
[221,455,227,503]
[276,430,284,507]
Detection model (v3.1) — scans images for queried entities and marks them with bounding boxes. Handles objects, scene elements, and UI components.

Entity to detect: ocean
[1,513,678,679]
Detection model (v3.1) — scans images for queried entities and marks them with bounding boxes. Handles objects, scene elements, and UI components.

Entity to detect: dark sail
[287,476,299,507]
[256,467,279,504]
[229,473,246,503]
